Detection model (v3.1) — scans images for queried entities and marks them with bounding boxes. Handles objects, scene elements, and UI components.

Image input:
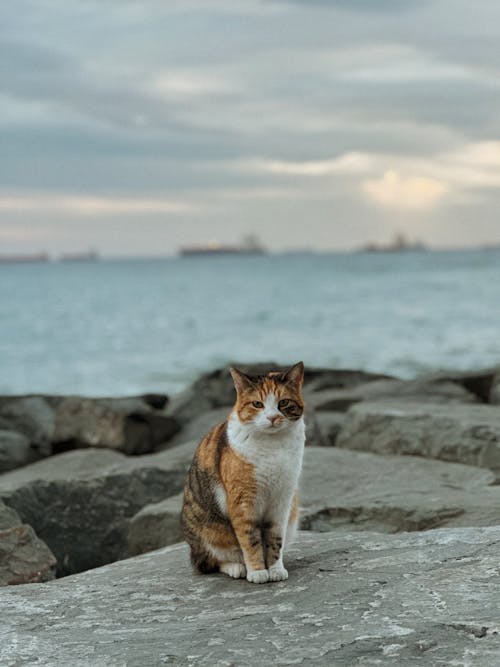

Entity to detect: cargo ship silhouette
[180,235,265,257]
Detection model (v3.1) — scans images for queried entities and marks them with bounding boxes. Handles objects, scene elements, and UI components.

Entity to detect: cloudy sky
[2,0,500,255]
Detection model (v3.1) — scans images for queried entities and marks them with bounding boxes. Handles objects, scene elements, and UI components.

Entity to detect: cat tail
[192,550,220,574]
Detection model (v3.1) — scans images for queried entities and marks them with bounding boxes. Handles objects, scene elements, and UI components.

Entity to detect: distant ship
[0,252,50,264]
[180,235,265,258]
[58,249,99,262]
[360,233,427,253]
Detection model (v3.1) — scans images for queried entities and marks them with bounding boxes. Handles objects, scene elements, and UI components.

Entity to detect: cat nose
[268,415,281,425]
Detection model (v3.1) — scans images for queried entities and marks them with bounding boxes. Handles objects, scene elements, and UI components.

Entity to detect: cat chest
[217,447,302,518]
[244,447,302,512]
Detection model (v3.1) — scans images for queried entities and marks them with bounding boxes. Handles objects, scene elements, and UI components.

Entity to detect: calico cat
[181,362,305,584]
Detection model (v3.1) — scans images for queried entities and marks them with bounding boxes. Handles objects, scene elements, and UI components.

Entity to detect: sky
[2,0,500,255]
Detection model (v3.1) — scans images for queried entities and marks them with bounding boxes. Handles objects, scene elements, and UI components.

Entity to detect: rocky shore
[1,363,500,665]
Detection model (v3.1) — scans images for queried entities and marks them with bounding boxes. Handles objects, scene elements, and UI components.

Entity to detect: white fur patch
[247,569,270,584]
[204,542,243,564]
[220,562,246,579]
[227,410,305,534]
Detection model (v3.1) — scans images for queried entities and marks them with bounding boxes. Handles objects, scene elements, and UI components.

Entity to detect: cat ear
[230,367,255,393]
[283,361,304,387]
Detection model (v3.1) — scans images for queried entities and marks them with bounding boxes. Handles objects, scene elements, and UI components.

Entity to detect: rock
[0,500,56,586]
[490,372,500,404]
[1,528,500,665]
[303,368,394,392]
[306,378,478,413]
[128,493,183,556]
[312,411,346,446]
[304,411,346,447]
[337,401,500,473]
[127,446,500,556]
[0,430,35,473]
[0,498,20,530]
[0,397,54,460]
[163,407,230,449]
[169,363,394,424]
[52,395,180,454]
[0,442,196,576]
[422,366,499,402]
[300,447,500,532]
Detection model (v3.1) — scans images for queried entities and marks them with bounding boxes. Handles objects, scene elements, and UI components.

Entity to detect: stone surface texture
[126,446,500,556]
[337,400,500,472]
[0,442,195,576]
[1,529,500,666]
[0,500,56,585]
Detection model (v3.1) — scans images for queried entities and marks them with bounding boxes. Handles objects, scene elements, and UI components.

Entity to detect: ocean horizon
[2,247,500,397]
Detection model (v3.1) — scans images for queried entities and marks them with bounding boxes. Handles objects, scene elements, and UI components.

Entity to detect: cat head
[229,362,304,433]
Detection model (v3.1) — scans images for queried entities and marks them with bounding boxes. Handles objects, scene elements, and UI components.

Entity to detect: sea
[1,249,500,397]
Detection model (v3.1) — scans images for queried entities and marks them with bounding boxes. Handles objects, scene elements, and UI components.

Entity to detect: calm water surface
[1,250,499,396]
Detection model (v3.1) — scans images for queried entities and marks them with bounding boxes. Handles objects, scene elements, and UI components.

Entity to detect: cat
[181,362,305,584]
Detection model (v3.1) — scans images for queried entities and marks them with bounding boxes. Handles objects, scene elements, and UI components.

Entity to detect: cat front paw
[220,562,247,579]
[246,569,269,584]
[268,564,288,581]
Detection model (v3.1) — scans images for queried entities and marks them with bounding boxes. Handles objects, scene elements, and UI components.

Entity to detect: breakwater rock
[1,362,500,586]
[1,528,500,666]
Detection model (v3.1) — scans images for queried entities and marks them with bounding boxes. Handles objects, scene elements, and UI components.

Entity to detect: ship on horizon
[180,235,265,257]
[359,232,427,253]
[0,252,50,264]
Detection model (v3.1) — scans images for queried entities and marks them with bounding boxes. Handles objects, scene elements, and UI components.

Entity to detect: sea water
[1,249,499,396]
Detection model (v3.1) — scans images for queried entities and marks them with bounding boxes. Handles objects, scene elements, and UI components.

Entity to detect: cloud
[148,70,238,100]
[273,0,425,12]
[240,152,375,176]
[1,0,500,252]
[240,139,500,211]
[0,193,193,216]
[362,171,448,209]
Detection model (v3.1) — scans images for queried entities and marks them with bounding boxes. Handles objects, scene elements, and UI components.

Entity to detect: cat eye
[252,400,264,408]
[278,399,290,408]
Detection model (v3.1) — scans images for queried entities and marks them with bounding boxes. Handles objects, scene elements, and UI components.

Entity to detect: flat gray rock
[300,447,500,532]
[337,401,500,473]
[0,442,196,576]
[1,528,500,666]
[127,447,500,557]
[306,378,478,413]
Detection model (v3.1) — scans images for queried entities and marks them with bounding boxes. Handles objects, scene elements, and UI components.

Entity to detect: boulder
[306,378,478,413]
[422,366,499,402]
[128,493,183,556]
[0,441,196,576]
[168,363,393,424]
[0,397,54,461]
[163,407,229,449]
[1,528,500,665]
[0,500,56,586]
[490,371,500,405]
[337,401,500,473]
[52,395,180,454]
[126,446,500,557]
[0,430,35,473]
[300,447,500,532]
[309,411,346,446]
